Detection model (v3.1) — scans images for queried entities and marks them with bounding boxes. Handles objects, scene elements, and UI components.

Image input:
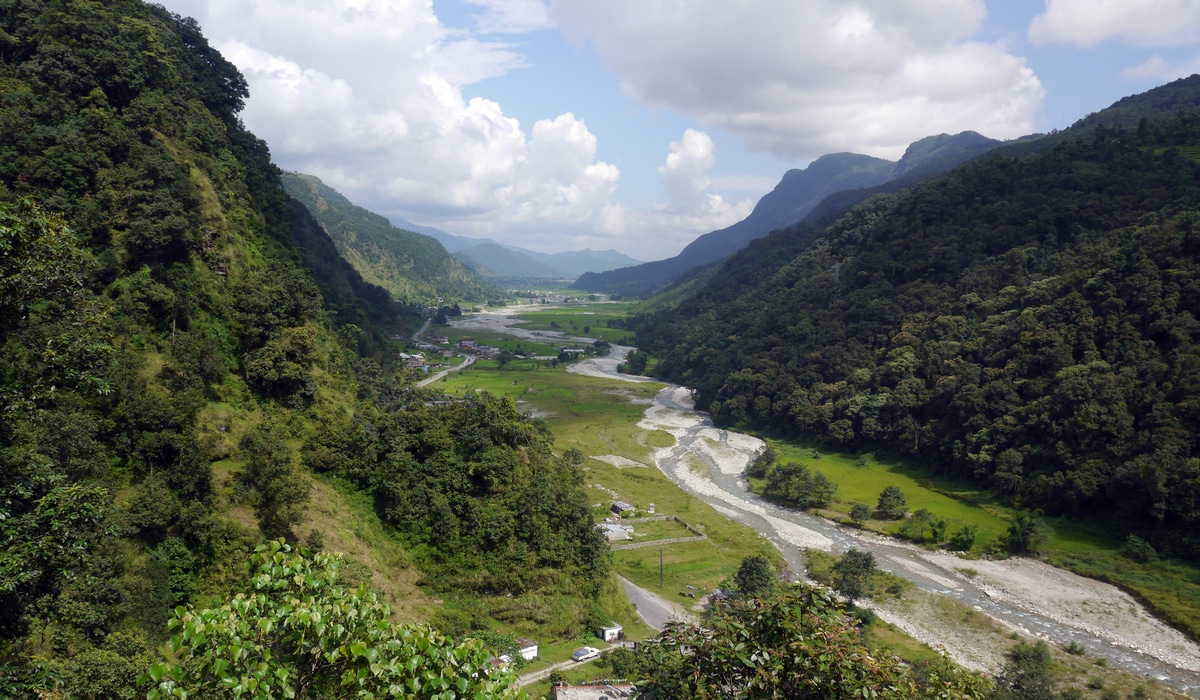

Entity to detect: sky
[154,0,1200,260]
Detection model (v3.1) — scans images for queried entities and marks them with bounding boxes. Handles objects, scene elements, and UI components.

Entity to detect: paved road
[618,576,697,631]
[417,354,474,387]
[412,316,432,341]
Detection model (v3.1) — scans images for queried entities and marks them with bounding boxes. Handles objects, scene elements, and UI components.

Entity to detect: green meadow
[506,302,639,344]
[437,359,778,600]
[440,307,1200,645]
[765,443,1012,549]
[754,438,1200,640]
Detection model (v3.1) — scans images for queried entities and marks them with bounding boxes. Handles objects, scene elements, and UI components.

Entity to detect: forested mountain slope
[576,132,1004,296]
[0,2,606,695]
[636,100,1200,559]
[282,172,501,304]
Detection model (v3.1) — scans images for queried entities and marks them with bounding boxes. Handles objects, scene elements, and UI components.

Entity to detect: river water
[451,309,1200,695]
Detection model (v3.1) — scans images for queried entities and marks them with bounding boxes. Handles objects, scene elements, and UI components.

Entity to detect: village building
[597,523,633,542]
[516,637,538,661]
[597,624,623,643]
[553,683,634,699]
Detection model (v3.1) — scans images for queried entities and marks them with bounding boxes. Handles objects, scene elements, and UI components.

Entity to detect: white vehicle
[571,646,600,662]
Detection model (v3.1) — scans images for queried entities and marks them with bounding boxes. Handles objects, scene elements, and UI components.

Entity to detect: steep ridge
[635,76,1200,569]
[0,3,609,696]
[282,172,500,304]
[576,132,1004,296]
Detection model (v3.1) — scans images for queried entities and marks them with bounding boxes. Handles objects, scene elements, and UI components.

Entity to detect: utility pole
[659,548,664,588]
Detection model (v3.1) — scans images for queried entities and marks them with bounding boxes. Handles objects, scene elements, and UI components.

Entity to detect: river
[451,309,1200,696]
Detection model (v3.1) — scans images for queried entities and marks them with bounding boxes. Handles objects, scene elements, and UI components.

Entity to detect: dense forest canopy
[0,2,604,696]
[637,107,1200,559]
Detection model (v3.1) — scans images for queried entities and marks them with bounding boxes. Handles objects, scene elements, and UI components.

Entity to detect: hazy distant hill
[454,243,567,279]
[575,131,1003,296]
[452,243,642,279]
[393,220,502,253]
[282,173,500,304]
[522,248,643,278]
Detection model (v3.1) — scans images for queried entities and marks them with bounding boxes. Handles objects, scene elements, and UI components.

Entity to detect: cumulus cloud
[156,0,646,252]
[548,0,1043,159]
[1029,0,1200,48]
[646,130,754,250]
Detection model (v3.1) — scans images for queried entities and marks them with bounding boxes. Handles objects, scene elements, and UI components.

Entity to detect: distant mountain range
[388,215,642,280]
[574,131,1006,296]
[454,243,642,280]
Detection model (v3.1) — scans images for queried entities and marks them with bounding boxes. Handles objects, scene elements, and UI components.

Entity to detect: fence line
[606,515,707,550]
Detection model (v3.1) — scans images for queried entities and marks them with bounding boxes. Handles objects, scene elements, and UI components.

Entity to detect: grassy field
[506,302,639,344]
[765,443,1012,550]
[437,356,778,601]
[753,438,1200,641]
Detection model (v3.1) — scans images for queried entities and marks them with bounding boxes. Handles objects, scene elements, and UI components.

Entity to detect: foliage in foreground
[629,584,992,699]
[146,540,522,700]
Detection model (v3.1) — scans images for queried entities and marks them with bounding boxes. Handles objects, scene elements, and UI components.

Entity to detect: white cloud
[464,0,553,34]
[1120,55,1173,81]
[157,0,645,253]
[548,0,1043,159]
[658,129,717,212]
[1029,0,1200,48]
[437,128,753,257]
[645,130,754,251]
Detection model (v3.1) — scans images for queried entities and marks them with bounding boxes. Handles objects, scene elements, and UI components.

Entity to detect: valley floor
[440,306,1200,698]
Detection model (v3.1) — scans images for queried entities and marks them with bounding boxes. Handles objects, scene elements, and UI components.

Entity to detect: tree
[145,541,521,699]
[901,508,933,541]
[763,462,837,509]
[947,525,977,552]
[992,640,1056,700]
[1003,510,1049,555]
[237,424,310,539]
[733,555,775,597]
[746,445,777,479]
[876,486,907,519]
[631,584,990,699]
[831,549,875,605]
[929,515,949,544]
[849,502,872,523]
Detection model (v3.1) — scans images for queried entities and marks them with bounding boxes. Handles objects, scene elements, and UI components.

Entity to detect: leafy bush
[1121,534,1158,563]
[146,541,521,699]
[947,525,977,552]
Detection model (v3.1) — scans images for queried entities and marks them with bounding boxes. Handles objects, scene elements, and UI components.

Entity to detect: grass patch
[624,518,694,543]
[439,357,777,603]
[508,303,639,344]
[767,442,1010,550]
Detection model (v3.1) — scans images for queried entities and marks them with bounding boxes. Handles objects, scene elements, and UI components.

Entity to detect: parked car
[571,646,600,662]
